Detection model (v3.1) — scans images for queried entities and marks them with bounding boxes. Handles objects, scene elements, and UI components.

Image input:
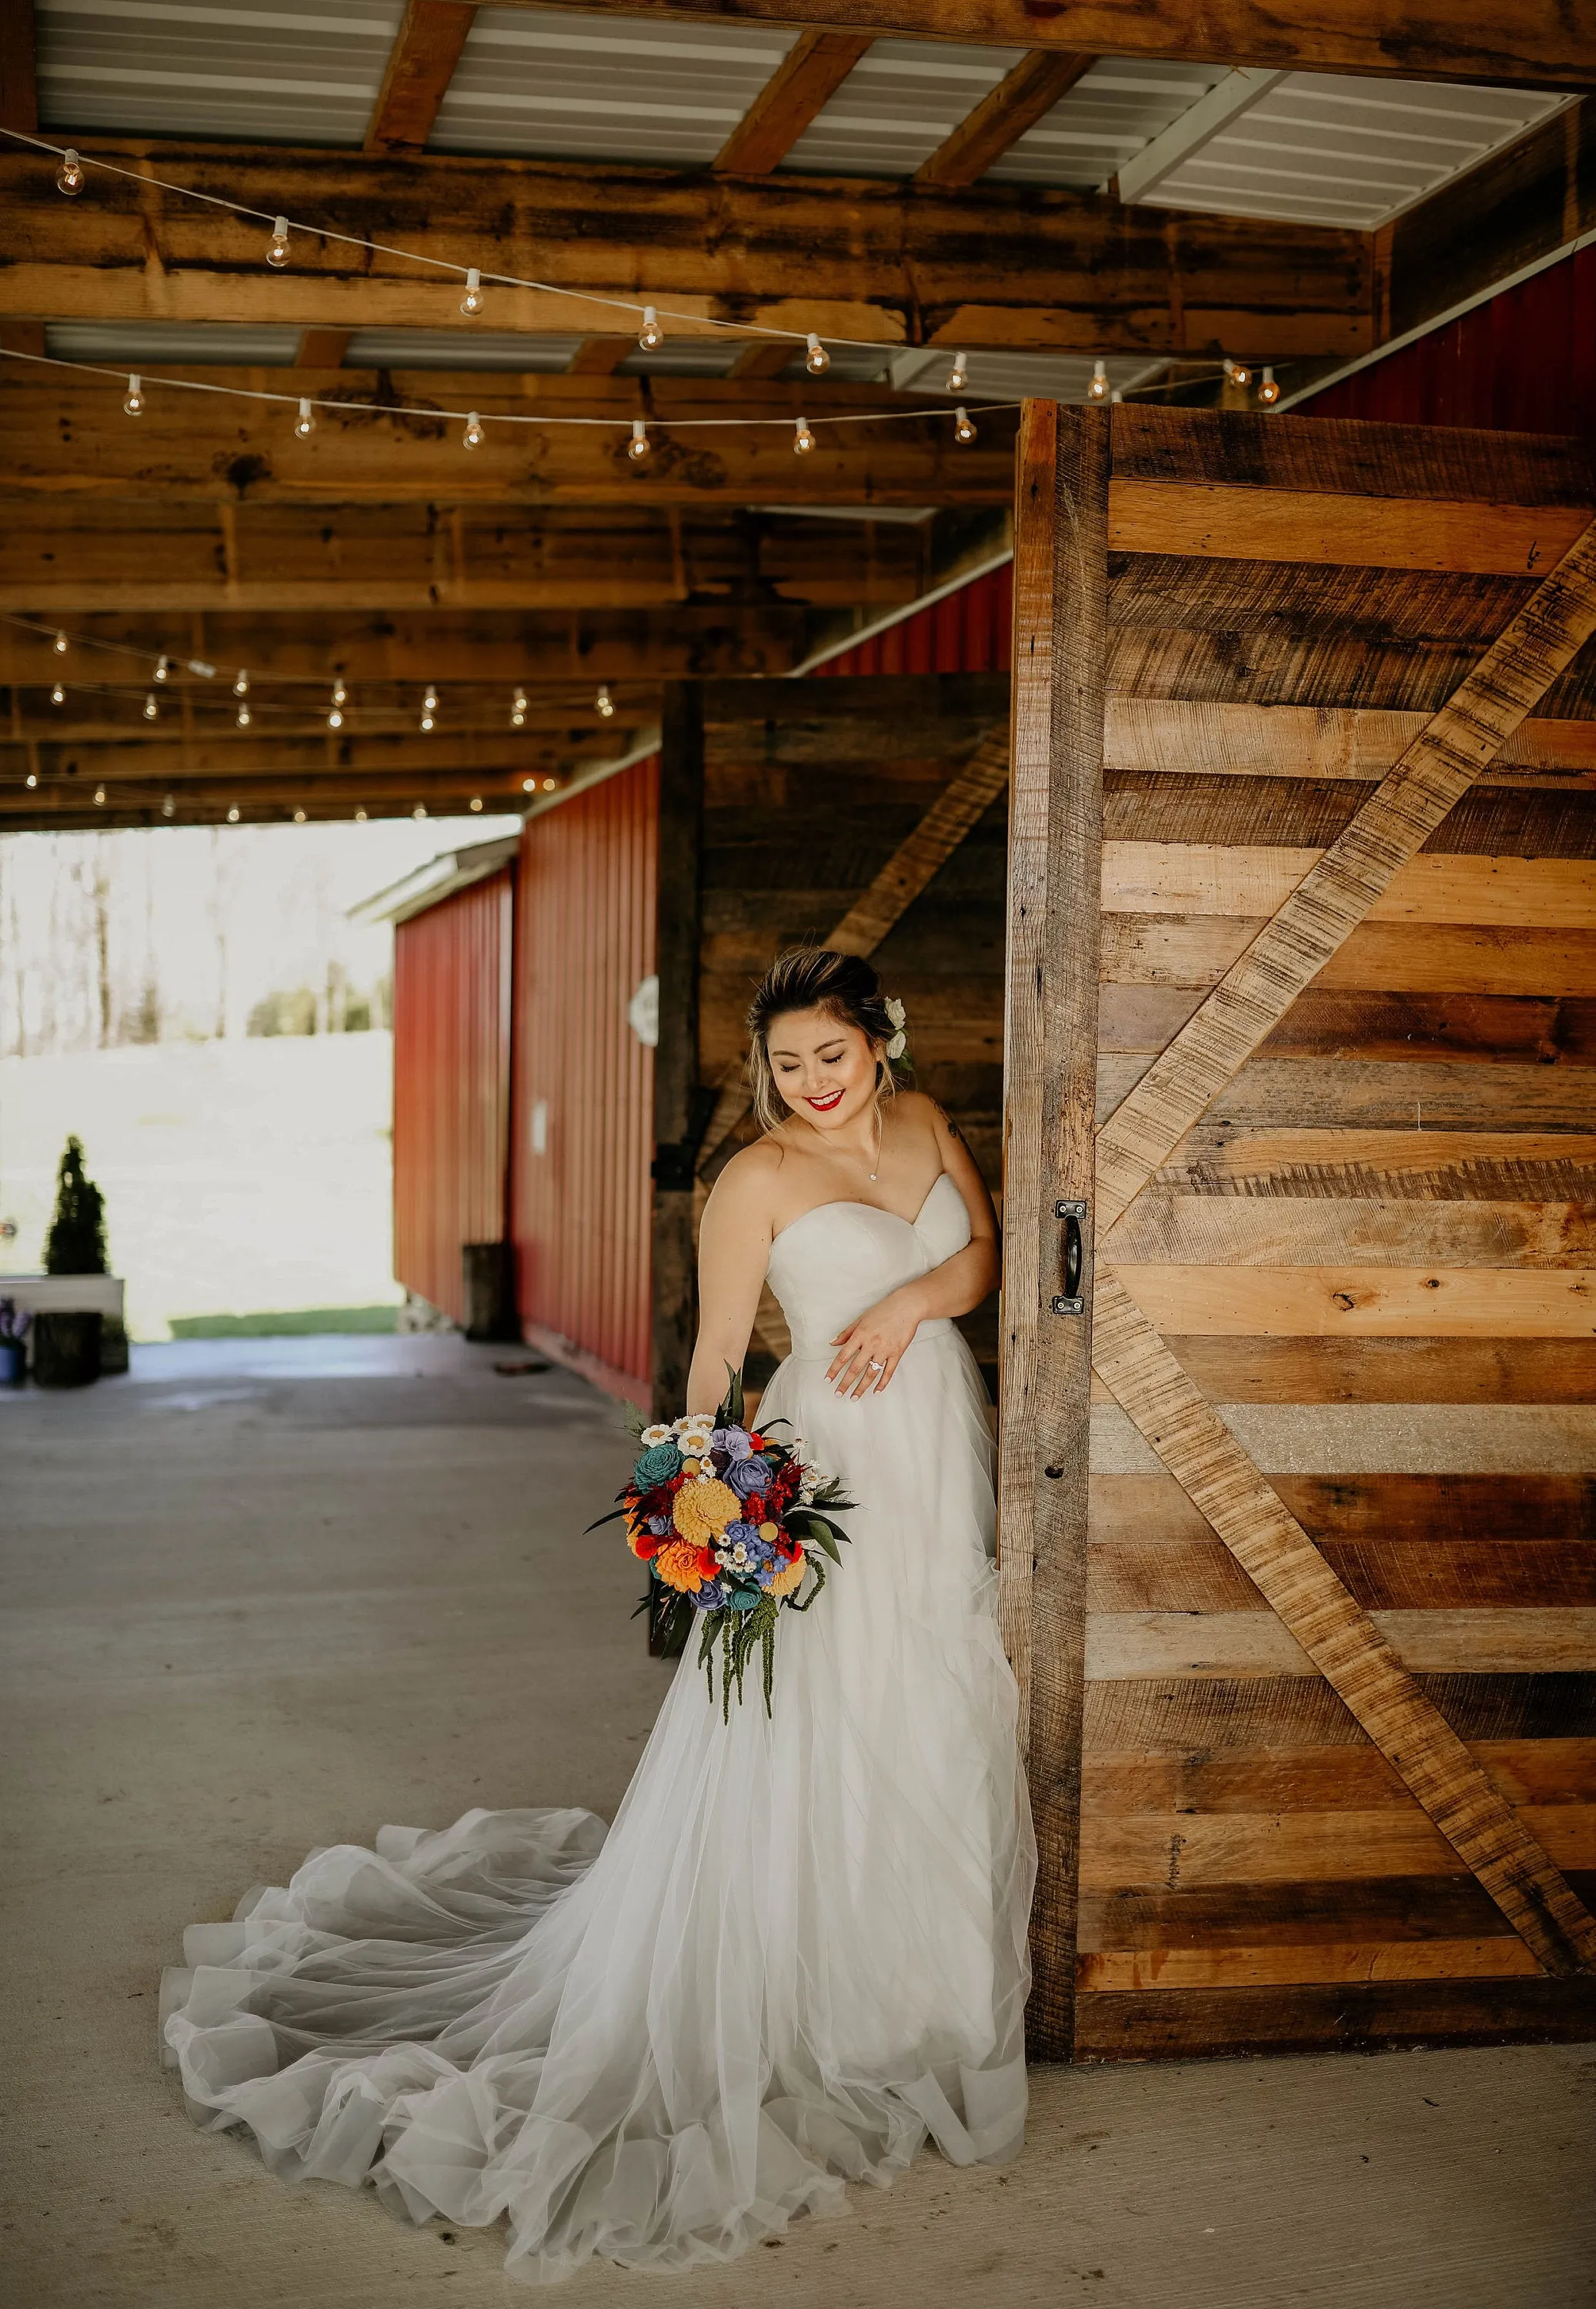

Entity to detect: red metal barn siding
[392,868,514,1325]
[1302,245,1596,437]
[810,563,1013,677]
[513,759,658,1399]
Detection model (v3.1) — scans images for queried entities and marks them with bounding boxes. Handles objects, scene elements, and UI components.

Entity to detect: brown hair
[745,947,904,1133]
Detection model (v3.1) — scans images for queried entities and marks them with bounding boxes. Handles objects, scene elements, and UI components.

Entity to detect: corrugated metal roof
[343,329,586,369]
[780,40,1013,177]
[890,349,1164,403]
[429,5,796,164]
[46,319,302,364]
[1137,73,1568,230]
[986,56,1232,189]
[36,0,404,146]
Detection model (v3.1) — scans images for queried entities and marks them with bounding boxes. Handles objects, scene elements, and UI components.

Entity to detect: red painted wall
[808,562,1013,677]
[392,867,514,1325]
[512,759,658,1399]
[1302,245,1595,438]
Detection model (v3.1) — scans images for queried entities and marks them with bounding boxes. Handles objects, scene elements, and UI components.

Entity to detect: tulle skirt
[159,1325,1037,2282]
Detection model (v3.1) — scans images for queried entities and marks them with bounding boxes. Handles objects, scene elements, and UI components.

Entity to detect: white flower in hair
[883,995,908,1059]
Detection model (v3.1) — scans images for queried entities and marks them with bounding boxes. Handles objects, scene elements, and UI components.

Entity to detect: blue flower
[713,1425,755,1462]
[634,1441,683,1486]
[727,1457,769,1500]
[646,1514,671,1536]
[729,1589,760,1612]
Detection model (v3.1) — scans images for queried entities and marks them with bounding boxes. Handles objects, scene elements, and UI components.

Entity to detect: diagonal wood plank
[695,723,1010,1175]
[713,28,873,174]
[365,0,476,155]
[914,50,1095,190]
[1094,514,1596,1239]
[1090,1268,1596,1977]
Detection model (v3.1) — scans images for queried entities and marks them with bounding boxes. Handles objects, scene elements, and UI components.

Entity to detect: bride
[160,945,1037,2283]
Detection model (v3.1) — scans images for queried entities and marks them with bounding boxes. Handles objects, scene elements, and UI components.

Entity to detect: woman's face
[765,1007,880,1134]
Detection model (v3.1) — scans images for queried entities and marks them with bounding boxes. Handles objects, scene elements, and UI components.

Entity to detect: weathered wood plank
[1106,1195,1596,1270]
[1162,1128,1596,1198]
[913,48,1094,189]
[1091,1472,1595,1551]
[1101,846,1595,928]
[1148,1338,1596,1404]
[1102,700,1596,787]
[1079,1806,1596,1889]
[1073,1976,1596,2057]
[1090,1268,1596,1971]
[1103,986,1596,1067]
[1090,1400,1596,1477]
[1083,1739,1596,1816]
[998,398,1108,2059]
[1105,780,1596,861]
[1108,483,1591,576]
[364,0,476,154]
[1079,1872,1584,1950]
[713,30,874,173]
[1100,1056,1596,1131]
[1089,1538,1596,1616]
[1087,1608,1596,1681]
[1108,409,1596,509]
[1102,917,1596,996]
[1077,1939,1542,1989]
[1083,1673,1596,1753]
[1109,1265,1596,1338]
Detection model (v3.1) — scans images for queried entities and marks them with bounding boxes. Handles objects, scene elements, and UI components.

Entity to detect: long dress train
[160,1173,1037,2282]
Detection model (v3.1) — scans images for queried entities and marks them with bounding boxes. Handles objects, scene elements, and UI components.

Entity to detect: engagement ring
[867,1358,884,1371]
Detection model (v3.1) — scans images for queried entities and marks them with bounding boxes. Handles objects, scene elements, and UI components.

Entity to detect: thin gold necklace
[867,1105,883,1182]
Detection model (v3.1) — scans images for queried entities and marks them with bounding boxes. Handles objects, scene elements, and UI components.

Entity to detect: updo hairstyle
[745,947,905,1134]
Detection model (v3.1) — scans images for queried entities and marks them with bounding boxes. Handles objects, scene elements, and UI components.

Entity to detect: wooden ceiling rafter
[913,48,1095,191]
[712,28,873,174]
[365,0,478,155]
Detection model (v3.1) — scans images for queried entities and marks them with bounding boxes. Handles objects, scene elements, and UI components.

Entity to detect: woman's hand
[826,1286,927,1398]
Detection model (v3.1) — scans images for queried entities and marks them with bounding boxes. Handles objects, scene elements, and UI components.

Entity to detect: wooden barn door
[1001,399,1596,2063]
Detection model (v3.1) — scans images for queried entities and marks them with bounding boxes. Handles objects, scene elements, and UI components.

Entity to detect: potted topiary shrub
[33,1138,108,1388]
[0,1298,28,1386]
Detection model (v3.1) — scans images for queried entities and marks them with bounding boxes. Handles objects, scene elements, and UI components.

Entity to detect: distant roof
[349,834,519,927]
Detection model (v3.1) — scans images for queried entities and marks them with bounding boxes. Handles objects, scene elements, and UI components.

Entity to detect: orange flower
[672,1477,739,1546]
[768,1554,806,1599]
[654,1538,710,1592]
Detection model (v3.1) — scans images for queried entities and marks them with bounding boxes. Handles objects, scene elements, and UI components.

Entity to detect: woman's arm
[827,1102,1000,1397]
[683,1154,776,1416]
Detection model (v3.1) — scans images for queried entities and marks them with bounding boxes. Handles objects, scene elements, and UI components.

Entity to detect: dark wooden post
[998,400,1108,2061]
[650,680,705,1422]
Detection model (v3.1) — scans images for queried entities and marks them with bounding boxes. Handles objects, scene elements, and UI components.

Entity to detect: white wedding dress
[160,1173,1037,2282]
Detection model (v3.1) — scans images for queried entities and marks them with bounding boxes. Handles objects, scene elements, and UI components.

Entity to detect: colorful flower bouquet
[592,1369,853,1717]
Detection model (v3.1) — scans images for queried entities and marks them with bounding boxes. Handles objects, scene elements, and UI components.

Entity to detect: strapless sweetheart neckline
[771,1170,958,1248]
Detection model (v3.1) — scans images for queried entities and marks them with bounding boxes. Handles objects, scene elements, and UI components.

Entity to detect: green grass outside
[168,1306,401,1338]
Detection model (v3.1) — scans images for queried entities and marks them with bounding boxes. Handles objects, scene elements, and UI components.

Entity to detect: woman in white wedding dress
[160,945,1036,2283]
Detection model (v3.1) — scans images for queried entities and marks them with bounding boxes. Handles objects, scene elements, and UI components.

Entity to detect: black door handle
[1052,1199,1087,1316]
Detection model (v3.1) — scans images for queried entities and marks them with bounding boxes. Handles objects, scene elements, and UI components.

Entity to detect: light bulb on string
[266,216,290,269]
[233,669,249,697]
[420,709,436,732]
[543,777,556,792]
[332,678,348,707]
[293,397,316,439]
[53,630,68,655]
[804,333,830,376]
[793,415,814,456]
[293,807,306,824]
[123,374,143,416]
[143,692,158,720]
[946,351,968,393]
[510,684,527,729]
[153,655,170,683]
[161,794,175,820]
[1224,357,1251,389]
[953,406,977,446]
[637,306,663,353]
[93,785,105,807]
[56,148,83,195]
[25,770,38,789]
[236,702,251,727]
[462,411,484,449]
[354,807,367,823]
[596,683,613,719]
[469,797,483,812]
[50,682,65,706]
[460,267,482,317]
[1087,359,1110,402]
[522,777,536,792]
[327,702,344,729]
[226,806,240,823]
[412,804,426,820]
[423,686,439,713]
[626,418,650,464]
[1258,366,1280,406]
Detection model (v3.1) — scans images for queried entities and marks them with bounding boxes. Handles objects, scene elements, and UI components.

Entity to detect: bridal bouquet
[593,1370,853,1718]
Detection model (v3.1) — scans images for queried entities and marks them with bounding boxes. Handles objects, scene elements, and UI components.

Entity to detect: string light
[419,707,436,732]
[52,629,68,654]
[793,416,814,455]
[522,777,536,792]
[947,352,968,393]
[143,692,158,720]
[627,418,650,463]
[543,777,556,792]
[236,702,251,727]
[638,306,663,353]
[460,266,482,316]
[510,687,527,728]
[953,406,977,445]
[1258,365,1280,406]
[93,785,105,806]
[327,690,344,728]
[462,410,484,449]
[423,685,439,713]
[162,793,175,819]
[332,677,348,707]
[804,333,830,376]
[1088,359,1110,402]
[412,804,426,820]
[233,669,249,697]
[293,396,316,438]
[25,770,38,787]
[153,654,170,682]
[266,216,290,269]
[123,374,143,416]
[226,805,240,822]
[293,807,306,823]
[596,683,613,719]
[1224,358,1252,389]
[50,681,64,705]
[354,807,367,822]
[55,146,82,194]
[469,797,483,812]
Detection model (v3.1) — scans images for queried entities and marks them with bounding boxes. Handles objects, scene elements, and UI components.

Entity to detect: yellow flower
[768,1554,806,1599]
[653,1539,709,1592]
[757,1521,780,1544]
[673,1477,739,1545]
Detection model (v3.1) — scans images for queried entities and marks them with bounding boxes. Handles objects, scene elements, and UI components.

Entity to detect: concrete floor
[3,1336,1591,2309]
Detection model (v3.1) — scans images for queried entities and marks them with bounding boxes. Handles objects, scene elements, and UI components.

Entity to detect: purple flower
[727,1457,768,1501]
[646,1514,671,1536]
[712,1425,755,1462]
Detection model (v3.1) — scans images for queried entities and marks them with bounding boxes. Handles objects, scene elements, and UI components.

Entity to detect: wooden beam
[365,0,476,155]
[913,49,1093,192]
[0,372,1020,507]
[2,732,632,782]
[475,1,1596,92]
[999,397,1107,2062]
[0,0,37,133]
[1093,513,1596,1239]
[564,338,635,376]
[0,143,1371,359]
[652,682,705,1422]
[713,28,873,174]
[296,329,350,367]
[727,339,799,379]
[0,501,929,613]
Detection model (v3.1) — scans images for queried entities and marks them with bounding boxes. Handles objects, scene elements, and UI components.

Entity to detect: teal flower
[634,1441,682,1485]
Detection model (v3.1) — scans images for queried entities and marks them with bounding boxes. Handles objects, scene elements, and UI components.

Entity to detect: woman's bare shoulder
[704,1137,786,1219]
